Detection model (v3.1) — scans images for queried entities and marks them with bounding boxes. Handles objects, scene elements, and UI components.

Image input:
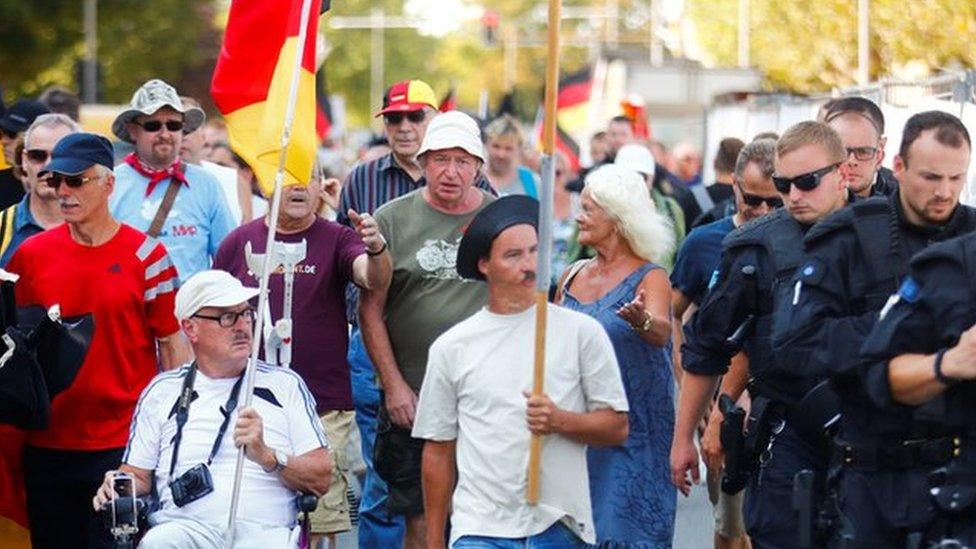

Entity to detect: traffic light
[482,10,500,46]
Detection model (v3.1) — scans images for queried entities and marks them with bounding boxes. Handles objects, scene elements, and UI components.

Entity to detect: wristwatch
[265,449,289,473]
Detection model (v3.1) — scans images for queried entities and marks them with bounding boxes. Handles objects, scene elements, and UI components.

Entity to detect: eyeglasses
[45,173,101,190]
[844,146,878,162]
[772,163,840,194]
[25,149,51,164]
[735,180,783,208]
[0,128,18,140]
[383,111,427,125]
[192,308,255,328]
[135,120,184,133]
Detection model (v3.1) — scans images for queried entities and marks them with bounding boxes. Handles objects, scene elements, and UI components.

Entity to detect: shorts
[373,403,425,517]
[308,410,354,534]
[706,466,746,539]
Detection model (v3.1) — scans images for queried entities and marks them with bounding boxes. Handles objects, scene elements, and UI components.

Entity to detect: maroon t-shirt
[213,217,365,411]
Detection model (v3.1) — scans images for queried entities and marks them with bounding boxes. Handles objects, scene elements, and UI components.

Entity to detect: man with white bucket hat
[359,111,495,548]
[110,79,235,280]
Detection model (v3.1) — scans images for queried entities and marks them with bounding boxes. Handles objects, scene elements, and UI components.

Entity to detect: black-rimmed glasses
[192,309,255,328]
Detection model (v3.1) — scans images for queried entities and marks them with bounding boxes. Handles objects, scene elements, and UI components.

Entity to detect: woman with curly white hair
[557,163,677,547]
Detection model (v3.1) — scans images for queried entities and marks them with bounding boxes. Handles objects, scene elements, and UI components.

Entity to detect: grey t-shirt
[375,188,493,391]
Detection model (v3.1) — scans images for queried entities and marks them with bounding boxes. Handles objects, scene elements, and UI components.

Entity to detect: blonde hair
[776,121,846,164]
[584,164,674,264]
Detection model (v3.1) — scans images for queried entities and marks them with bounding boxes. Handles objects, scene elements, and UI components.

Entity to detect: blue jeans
[453,522,586,548]
[348,329,405,547]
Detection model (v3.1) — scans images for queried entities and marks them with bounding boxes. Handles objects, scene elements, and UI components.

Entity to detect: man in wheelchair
[92,270,332,548]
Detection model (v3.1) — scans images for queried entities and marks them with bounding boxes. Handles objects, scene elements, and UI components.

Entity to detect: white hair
[584,164,674,264]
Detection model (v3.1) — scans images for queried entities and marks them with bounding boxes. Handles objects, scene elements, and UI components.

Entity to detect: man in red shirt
[3,133,189,548]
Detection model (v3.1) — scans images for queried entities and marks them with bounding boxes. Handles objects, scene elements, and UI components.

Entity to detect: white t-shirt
[412,304,628,545]
[123,362,328,529]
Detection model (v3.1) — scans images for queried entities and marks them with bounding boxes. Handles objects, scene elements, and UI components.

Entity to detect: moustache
[522,271,536,283]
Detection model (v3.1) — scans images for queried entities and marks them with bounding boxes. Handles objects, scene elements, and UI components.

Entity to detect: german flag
[315,67,332,143]
[555,67,593,135]
[211,0,323,196]
[0,428,30,548]
[438,88,458,113]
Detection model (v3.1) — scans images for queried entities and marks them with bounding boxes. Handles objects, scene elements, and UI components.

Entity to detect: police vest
[723,209,808,397]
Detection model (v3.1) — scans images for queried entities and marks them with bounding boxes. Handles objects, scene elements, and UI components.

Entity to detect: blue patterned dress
[563,262,677,548]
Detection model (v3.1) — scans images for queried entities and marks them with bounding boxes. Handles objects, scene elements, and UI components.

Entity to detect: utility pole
[857,0,870,84]
[83,0,98,103]
[738,0,749,68]
[649,0,663,66]
[328,11,423,128]
[504,24,518,90]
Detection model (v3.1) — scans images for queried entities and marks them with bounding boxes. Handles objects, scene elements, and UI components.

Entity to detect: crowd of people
[1,71,975,549]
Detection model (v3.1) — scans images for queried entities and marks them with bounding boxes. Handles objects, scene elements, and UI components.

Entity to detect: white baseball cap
[416,111,485,163]
[614,143,656,178]
[175,270,259,320]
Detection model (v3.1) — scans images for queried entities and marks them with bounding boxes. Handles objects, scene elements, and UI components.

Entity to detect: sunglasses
[772,163,840,194]
[25,149,50,164]
[135,120,184,133]
[0,128,18,140]
[845,146,878,162]
[383,111,427,125]
[736,181,783,208]
[45,173,100,190]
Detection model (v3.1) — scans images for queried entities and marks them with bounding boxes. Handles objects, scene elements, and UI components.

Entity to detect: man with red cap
[336,80,495,546]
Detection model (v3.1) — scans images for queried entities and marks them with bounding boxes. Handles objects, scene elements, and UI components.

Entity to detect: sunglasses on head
[383,110,426,125]
[135,120,184,133]
[25,149,50,164]
[736,181,783,208]
[45,173,100,190]
[772,163,840,194]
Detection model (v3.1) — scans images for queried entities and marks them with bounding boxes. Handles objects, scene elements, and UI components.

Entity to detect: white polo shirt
[412,303,629,545]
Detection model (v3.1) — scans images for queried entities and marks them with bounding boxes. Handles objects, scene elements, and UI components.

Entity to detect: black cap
[0,99,50,134]
[456,195,539,281]
[39,133,115,177]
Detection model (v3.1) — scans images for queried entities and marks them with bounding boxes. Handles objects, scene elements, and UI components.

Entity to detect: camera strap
[168,364,245,478]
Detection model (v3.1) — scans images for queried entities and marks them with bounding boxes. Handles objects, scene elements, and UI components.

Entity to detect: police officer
[672,121,852,548]
[860,231,976,547]
[823,97,898,198]
[773,111,976,546]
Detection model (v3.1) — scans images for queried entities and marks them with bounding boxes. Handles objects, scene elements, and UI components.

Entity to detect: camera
[170,463,214,507]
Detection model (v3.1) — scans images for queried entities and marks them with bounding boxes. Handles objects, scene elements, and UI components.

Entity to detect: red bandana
[124,153,189,197]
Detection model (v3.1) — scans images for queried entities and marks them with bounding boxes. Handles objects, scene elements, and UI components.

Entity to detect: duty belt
[833,436,961,470]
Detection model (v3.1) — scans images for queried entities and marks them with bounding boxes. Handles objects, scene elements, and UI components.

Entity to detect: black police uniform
[861,232,976,547]
[772,191,976,547]
[683,207,824,548]
[870,166,898,197]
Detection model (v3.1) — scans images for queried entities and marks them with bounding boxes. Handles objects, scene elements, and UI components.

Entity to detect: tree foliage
[0,0,218,104]
[686,0,976,93]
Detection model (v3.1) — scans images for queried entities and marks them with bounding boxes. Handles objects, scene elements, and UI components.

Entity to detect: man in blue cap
[3,132,190,547]
[413,195,629,548]
[0,99,50,210]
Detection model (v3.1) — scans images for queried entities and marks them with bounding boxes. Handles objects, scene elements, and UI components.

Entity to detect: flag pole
[526,0,561,505]
[223,0,316,546]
